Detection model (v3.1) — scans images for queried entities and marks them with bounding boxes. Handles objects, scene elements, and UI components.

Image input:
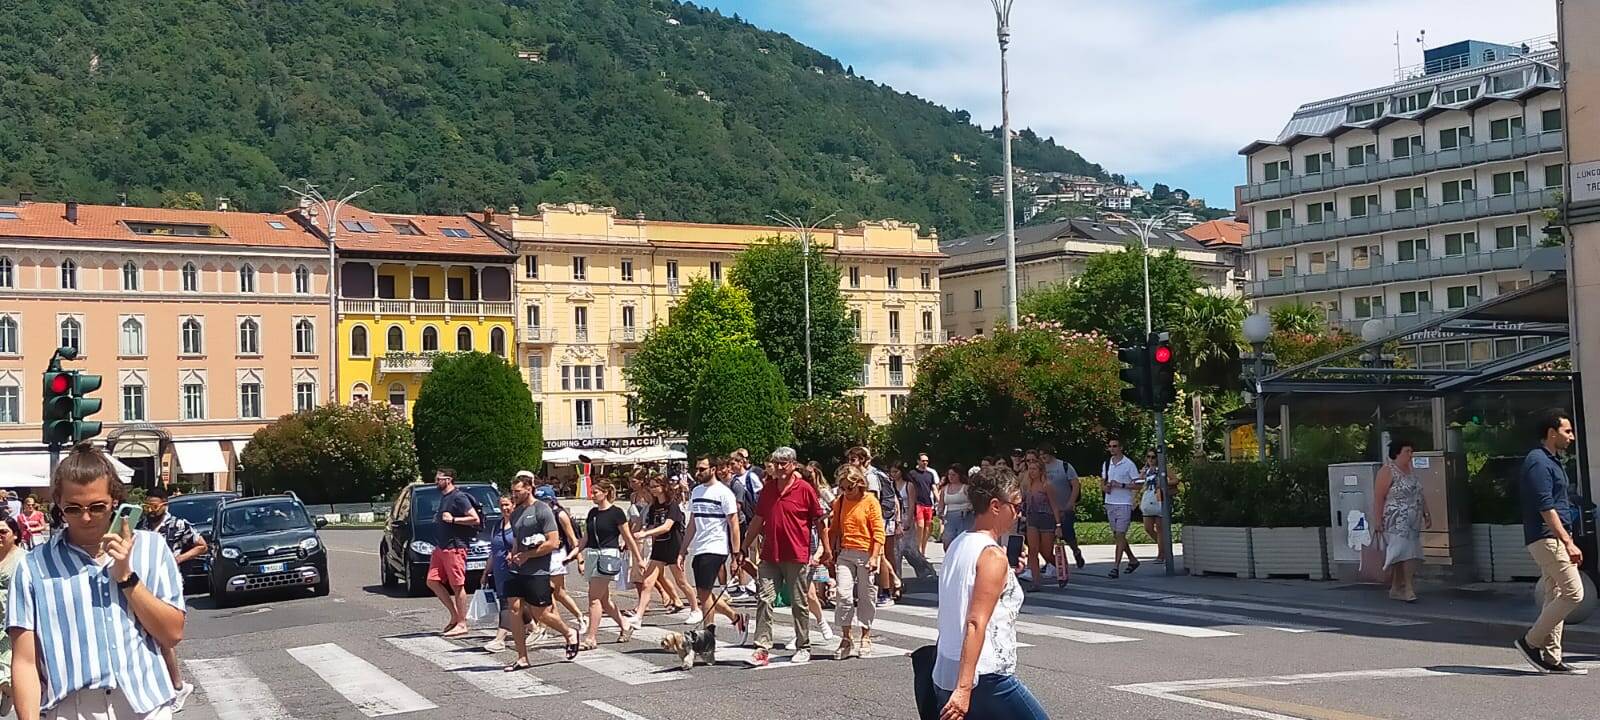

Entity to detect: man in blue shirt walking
[1515,410,1587,675]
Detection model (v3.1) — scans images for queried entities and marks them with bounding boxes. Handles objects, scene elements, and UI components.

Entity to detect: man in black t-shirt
[428,468,480,638]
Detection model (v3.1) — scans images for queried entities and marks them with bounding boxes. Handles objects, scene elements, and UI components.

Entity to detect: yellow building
[493,203,944,445]
[294,207,518,417]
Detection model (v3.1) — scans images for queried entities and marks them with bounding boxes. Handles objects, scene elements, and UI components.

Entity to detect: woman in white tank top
[932,465,1049,719]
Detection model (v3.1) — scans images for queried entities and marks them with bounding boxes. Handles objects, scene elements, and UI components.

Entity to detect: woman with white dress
[1374,439,1431,603]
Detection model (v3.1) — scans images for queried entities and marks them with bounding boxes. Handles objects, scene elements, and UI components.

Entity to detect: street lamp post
[1104,210,1179,336]
[768,210,838,399]
[990,0,1019,330]
[1242,313,1273,460]
[283,179,378,404]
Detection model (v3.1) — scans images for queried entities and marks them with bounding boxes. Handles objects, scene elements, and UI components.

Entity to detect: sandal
[1107,568,1120,579]
[504,659,533,672]
[564,633,581,660]
[1126,560,1141,574]
[580,638,598,651]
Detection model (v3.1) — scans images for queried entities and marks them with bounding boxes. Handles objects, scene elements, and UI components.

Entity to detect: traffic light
[1118,344,1151,408]
[1149,332,1176,409]
[40,369,102,445]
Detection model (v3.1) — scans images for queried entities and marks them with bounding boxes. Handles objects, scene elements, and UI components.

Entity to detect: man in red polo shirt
[741,446,826,666]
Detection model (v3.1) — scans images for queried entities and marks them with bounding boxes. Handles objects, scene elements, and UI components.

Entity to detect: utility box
[1412,448,1476,581]
[1329,462,1385,582]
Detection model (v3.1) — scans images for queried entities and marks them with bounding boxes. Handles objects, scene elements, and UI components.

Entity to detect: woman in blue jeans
[933,465,1049,719]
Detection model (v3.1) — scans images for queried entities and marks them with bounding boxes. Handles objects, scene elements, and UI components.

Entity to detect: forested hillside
[0,0,1110,236]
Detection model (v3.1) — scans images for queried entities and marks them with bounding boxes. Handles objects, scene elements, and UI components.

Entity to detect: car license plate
[260,562,287,573]
[466,560,486,571]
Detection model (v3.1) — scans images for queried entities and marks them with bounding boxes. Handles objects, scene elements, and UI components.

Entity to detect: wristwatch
[117,571,141,590]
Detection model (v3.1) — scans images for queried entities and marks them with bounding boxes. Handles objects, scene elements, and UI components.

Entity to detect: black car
[165,491,239,590]
[208,494,329,607]
[378,482,500,596]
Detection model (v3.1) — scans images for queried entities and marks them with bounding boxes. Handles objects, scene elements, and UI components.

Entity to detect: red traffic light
[49,374,70,393]
[1153,346,1173,364]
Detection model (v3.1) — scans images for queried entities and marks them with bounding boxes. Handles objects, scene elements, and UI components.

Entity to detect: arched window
[294,265,311,294]
[490,327,507,357]
[238,318,260,355]
[422,326,439,352]
[294,319,315,354]
[0,257,13,288]
[351,326,369,357]
[181,317,204,355]
[351,383,370,404]
[59,317,82,353]
[122,261,139,291]
[59,259,77,289]
[387,326,405,353]
[239,263,256,293]
[0,316,16,354]
[455,326,473,352]
[120,317,145,356]
[182,262,199,292]
[387,383,407,409]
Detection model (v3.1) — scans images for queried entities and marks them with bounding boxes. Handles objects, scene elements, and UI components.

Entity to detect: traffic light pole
[1155,409,1175,575]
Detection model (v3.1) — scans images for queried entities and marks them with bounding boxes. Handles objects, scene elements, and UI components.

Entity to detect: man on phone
[139,487,208,711]
[8,443,186,720]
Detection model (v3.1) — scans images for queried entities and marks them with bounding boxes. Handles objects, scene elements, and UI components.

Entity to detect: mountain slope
[0,0,1108,237]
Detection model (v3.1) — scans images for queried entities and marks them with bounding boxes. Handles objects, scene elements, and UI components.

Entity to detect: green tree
[238,402,417,504]
[688,345,793,459]
[790,397,874,473]
[412,352,542,486]
[1172,293,1247,390]
[1270,302,1326,335]
[1019,246,1203,346]
[730,238,861,398]
[626,279,758,433]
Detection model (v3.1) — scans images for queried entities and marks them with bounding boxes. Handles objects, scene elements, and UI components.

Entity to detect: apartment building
[1239,38,1564,366]
[0,201,331,490]
[939,218,1242,339]
[500,203,943,444]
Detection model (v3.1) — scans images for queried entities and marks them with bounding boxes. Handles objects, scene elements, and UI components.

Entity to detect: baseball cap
[514,470,536,481]
[534,485,557,501]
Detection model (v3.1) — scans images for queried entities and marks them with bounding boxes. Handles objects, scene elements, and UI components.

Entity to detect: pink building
[0,200,331,491]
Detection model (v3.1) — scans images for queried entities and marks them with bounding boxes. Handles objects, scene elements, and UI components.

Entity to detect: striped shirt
[7,529,184,714]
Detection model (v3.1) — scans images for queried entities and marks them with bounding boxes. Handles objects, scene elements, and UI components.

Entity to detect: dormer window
[1347,101,1384,122]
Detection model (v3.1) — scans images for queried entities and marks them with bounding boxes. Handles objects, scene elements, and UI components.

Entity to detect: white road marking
[558,643,687,685]
[883,603,1137,644]
[185,657,292,720]
[584,700,657,720]
[329,547,380,555]
[1067,582,1427,627]
[286,643,438,716]
[1018,592,1335,633]
[907,593,1236,638]
[629,622,911,668]
[386,635,566,698]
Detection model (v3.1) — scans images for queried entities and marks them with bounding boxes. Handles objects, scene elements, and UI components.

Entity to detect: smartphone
[108,503,143,536]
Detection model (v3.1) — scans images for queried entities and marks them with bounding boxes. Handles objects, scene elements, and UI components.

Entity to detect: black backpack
[875,469,899,526]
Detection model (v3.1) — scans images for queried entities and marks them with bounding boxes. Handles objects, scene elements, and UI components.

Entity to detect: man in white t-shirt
[682,455,749,638]
[1101,438,1144,577]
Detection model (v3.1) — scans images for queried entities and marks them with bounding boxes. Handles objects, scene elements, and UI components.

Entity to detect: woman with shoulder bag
[1139,451,1174,563]
[574,481,644,649]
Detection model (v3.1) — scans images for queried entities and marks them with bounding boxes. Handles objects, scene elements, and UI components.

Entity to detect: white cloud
[785,0,1555,179]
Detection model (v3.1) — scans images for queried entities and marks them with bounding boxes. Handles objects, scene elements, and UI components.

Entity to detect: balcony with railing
[887,331,903,344]
[1247,247,1531,298]
[378,352,436,373]
[573,326,591,343]
[520,327,556,344]
[1245,188,1558,250]
[1238,130,1564,205]
[889,370,905,387]
[611,327,642,344]
[339,298,516,317]
[667,279,681,295]
[917,330,939,344]
[852,329,878,344]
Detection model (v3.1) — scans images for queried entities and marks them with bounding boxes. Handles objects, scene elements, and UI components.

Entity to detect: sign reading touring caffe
[543,436,682,451]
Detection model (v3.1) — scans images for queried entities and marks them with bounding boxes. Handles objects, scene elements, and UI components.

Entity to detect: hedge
[1183,459,1328,527]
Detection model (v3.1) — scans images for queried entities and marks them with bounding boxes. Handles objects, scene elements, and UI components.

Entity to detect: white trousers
[47,690,172,720]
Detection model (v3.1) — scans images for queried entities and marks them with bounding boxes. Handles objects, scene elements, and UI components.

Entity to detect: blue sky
[693,0,1555,213]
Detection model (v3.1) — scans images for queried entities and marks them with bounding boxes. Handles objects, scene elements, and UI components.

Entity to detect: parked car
[165,491,239,591]
[208,494,329,607]
[378,482,500,596]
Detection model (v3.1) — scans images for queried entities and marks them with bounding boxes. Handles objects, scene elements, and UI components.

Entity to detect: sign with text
[1573,160,1600,204]
[543,435,683,450]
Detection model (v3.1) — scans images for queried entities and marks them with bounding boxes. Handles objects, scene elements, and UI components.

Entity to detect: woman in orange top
[826,464,885,660]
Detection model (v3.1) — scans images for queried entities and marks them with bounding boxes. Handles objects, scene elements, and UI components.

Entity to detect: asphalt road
[166,529,1600,720]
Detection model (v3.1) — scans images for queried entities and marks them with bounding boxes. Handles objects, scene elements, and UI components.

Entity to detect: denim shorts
[934,674,1049,719]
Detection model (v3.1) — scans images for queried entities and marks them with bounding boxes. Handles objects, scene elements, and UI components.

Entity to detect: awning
[231,438,250,457]
[173,441,230,475]
[0,452,136,488]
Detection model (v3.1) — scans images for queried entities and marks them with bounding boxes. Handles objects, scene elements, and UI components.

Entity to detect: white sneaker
[790,649,811,664]
[819,622,836,642]
[1018,569,1034,582]
[1042,565,1057,578]
[484,638,507,653]
[173,682,195,713]
[684,610,704,626]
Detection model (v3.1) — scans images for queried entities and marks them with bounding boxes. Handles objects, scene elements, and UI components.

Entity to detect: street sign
[1572,160,1600,204]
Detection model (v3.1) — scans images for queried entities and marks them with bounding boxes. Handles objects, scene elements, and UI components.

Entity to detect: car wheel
[313,577,331,597]
[407,567,428,598]
[379,545,398,589]
[211,582,235,609]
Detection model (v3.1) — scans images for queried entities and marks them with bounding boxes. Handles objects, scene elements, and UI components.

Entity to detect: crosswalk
[180,580,1427,719]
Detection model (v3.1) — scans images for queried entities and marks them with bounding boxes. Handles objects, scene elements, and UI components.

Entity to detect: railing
[1238,130,1563,205]
[852,329,878,343]
[1247,247,1531,298]
[667,279,680,295]
[378,353,435,373]
[611,327,642,344]
[889,370,905,387]
[887,331,902,344]
[573,327,590,343]
[339,299,516,317]
[1331,310,1447,335]
[520,327,555,344]
[918,330,938,344]
[573,424,594,439]
[1246,188,1559,250]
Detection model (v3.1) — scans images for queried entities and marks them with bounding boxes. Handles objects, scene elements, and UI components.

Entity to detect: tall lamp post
[283,179,378,404]
[990,0,1019,330]
[1103,210,1180,335]
[1242,313,1273,460]
[767,210,838,399]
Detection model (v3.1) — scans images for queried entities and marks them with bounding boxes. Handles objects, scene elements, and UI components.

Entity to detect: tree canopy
[730,238,861,399]
[625,279,758,433]
[790,396,875,474]
[688,345,793,460]
[1018,246,1204,347]
[412,352,542,486]
[238,402,417,504]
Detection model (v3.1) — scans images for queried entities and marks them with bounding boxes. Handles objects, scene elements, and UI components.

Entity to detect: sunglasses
[60,501,114,518]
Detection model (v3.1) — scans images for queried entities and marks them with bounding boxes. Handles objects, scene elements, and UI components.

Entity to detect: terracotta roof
[291,207,514,260]
[1181,219,1248,248]
[0,201,324,249]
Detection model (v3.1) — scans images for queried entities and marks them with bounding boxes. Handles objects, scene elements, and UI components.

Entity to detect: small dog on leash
[660,627,716,670]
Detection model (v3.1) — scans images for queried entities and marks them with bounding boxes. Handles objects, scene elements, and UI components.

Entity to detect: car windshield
[412,486,501,524]
[167,497,224,526]
[220,500,312,536]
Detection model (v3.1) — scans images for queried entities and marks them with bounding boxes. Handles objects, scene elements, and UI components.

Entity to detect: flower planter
[1470,524,1494,583]
[1487,524,1541,582]
[1183,526,1254,578]
[1250,527,1329,580]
